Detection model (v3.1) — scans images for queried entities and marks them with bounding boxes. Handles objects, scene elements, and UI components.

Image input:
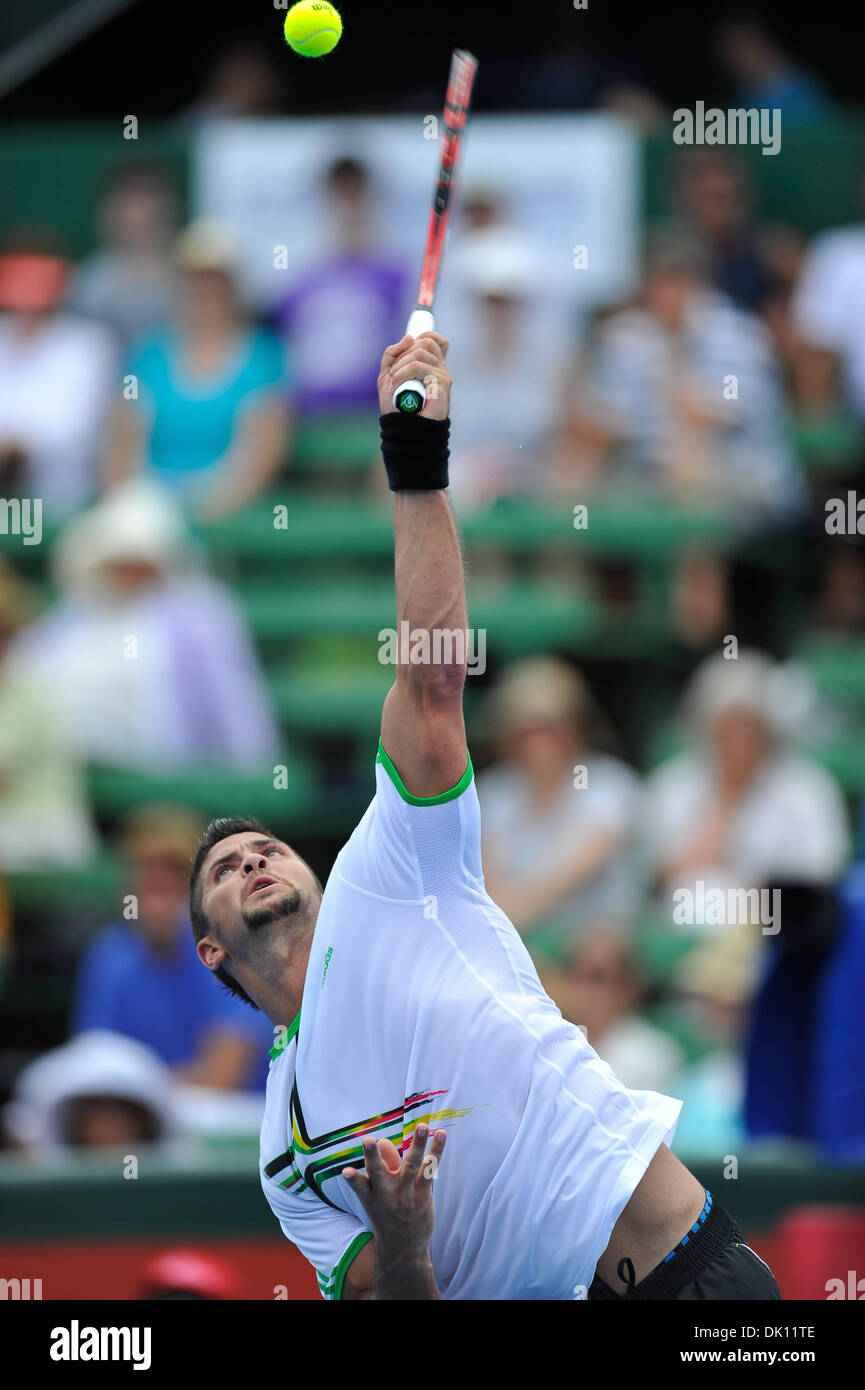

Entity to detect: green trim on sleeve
[376,739,473,805]
[332,1230,374,1301]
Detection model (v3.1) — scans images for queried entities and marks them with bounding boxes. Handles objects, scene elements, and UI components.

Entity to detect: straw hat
[486,656,594,740]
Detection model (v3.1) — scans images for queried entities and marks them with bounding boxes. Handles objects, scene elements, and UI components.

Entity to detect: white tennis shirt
[260,743,681,1300]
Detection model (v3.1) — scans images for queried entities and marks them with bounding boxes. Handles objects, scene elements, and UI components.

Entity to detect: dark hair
[189,816,274,1008]
[100,159,177,204]
[324,156,368,189]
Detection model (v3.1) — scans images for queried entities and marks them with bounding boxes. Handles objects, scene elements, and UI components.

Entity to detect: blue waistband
[662,1189,713,1263]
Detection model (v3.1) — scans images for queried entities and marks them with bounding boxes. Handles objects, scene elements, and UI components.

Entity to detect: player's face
[199,833,321,948]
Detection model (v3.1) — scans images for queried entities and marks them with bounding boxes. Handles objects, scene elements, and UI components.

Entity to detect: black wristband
[380,412,450,491]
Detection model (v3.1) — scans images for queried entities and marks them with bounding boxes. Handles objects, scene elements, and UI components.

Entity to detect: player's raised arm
[377,332,469,797]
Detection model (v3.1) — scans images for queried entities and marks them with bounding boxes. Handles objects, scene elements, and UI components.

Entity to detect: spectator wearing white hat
[477,656,643,967]
[2,1031,180,1155]
[105,219,292,523]
[643,648,850,914]
[439,225,569,509]
[7,479,280,770]
[2,1029,266,1154]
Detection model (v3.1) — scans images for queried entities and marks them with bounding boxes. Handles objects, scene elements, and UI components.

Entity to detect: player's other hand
[378,332,451,420]
[342,1123,446,1258]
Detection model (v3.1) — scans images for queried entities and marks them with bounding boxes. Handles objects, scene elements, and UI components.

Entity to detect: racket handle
[393,308,436,413]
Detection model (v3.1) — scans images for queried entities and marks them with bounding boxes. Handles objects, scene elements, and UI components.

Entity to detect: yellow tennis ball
[283,1,342,58]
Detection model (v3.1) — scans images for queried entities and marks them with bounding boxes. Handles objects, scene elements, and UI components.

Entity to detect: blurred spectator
[105,219,291,523]
[598,84,669,134]
[182,42,287,121]
[441,226,566,508]
[811,542,865,633]
[478,657,642,965]
[743,880,859,1155]
[809,866,865,1159]
[792,160,865,421]
[140,1249,245,1300]
[667,930,750,1155]
[669,149,774,313]
[544,932,685,1093]
[460,185,506,236]
[712,17,832,123]
[669,547,732,653]
[643,649,850,913]
[3,1031,179,1154]
[500,13,658,114]
[752,223,816,397]
[73,805,272,1092]
[554,230,804,523]
[0,863,10,985]
[68,162,180,352]
[0,559,97,869]
[0,233,116,519]
[273,157,407,418]
[7,479,281,770]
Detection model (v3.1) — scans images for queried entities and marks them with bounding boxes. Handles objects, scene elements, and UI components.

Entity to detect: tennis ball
[283,1,342,58]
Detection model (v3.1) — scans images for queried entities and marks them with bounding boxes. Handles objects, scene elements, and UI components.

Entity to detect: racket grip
[393,308,436,413]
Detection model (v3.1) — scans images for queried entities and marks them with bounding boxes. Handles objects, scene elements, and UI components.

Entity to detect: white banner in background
[192,113,640,318]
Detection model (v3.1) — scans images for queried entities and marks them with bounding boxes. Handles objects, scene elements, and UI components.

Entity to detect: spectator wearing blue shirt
[105,219,292,523]
[73,805,273,1091]
[713,19,832,125]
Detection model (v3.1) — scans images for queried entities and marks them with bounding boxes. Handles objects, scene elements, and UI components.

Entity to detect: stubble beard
[242,885,304,932]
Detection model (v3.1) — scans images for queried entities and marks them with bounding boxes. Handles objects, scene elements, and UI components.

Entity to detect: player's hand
[378,332,451,420]
[342,1123,446,1258]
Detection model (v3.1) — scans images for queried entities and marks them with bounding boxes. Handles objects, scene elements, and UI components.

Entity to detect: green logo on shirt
[321,946,333,990]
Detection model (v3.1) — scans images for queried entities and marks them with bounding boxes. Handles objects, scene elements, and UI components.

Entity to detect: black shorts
[587,1190,782,1301]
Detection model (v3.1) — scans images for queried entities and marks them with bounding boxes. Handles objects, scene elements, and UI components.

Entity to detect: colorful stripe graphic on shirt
[262,1085,482,1210]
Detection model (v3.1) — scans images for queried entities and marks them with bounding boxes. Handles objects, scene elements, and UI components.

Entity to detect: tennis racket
[393,48,478,414]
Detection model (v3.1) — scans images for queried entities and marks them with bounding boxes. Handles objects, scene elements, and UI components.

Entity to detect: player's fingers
[388,345,443,376]
[391,339,447,372]
[360,1136,389,1180]
[414,1127,447,1185]
[430,1127,447,1160]
[401,1123,430,1177]
[377,1137,403,1174]
[415,331,450,358]
[390,358,450,390]
[341,1166,368,1192]
[342,1167,374,1214]
[379,335,414,375]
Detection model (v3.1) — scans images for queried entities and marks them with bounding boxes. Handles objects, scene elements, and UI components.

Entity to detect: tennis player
[191,331,781,1301]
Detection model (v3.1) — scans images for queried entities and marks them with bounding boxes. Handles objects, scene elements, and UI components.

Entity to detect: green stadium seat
[795,634,865,710]
[203,497,394,564]
[204,496,733,569]
[801,731,865,799]
[270,664,392,736]
[791,409,865,475]
[290,414,380,477]
[237,576,599,654]
[7,860,121,917]
[85,754,318,827]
